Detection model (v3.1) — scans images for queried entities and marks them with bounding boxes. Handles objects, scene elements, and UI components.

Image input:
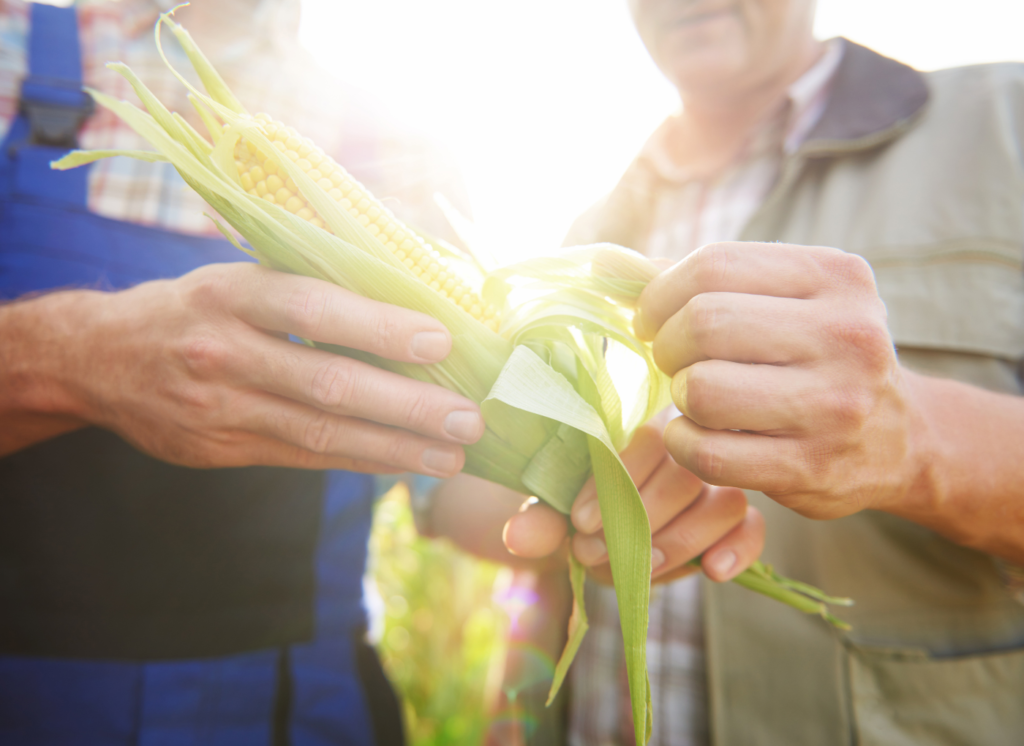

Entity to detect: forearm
[886,368,1024,563]
[0,292,95,455]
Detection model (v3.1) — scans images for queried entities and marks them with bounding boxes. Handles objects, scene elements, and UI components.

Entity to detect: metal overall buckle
[18,76,95,149]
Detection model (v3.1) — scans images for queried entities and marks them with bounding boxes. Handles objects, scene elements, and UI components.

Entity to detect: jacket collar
[804,39,930,150]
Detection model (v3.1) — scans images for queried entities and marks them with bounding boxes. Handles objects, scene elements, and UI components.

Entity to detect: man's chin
[662,53,750,97]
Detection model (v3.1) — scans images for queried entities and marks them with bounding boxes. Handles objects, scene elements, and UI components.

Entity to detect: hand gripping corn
[53,11,853,744]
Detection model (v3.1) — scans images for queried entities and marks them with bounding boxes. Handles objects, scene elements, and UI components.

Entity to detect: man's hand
[635,241,917,520]
[632,241,1024,565]
[503,423,765,584]
[0,263,483,475]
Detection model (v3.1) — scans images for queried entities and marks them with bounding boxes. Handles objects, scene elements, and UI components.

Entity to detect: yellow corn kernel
[239,113,499,330]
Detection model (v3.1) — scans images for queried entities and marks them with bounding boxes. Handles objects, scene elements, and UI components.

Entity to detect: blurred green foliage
[369,484,510,745]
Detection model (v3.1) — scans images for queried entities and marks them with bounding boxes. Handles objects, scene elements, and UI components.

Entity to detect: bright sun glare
[298,0,1023,265]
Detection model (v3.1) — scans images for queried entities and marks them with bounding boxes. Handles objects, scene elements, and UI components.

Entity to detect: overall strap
[21,2,94,148]
[0,3,92,206]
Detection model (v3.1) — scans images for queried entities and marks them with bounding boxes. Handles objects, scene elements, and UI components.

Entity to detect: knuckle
[684,294,720,348]
[310,361,359,410]
[403,389,435,430]
[822,251,877,293]
[840,253,877,286]
[715,486,748,520]
[301,411,342,454]
[284,286,331,338]
[171,381,219,422]
[827,386,875,429]
[692,438,725,481]
[682,366,714,423]
[669,523,705,560]
[795,438,835,486]
[693,242,733,286]
[831,317,894,374]
[180,332,230,377]
[370,312,403,353]
[381,432,412,469]
[183,266,233,312]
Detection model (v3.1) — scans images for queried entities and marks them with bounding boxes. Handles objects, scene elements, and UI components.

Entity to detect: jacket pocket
[848,644,1024,746]
[873,255,1024,362]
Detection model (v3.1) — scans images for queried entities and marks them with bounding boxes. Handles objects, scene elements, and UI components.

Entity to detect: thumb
[503,498,568,558]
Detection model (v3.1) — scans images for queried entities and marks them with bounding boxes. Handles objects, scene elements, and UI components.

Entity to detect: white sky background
[298,0,1024,263]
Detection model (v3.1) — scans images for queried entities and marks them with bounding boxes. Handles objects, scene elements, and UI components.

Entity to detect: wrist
[0,290,104,424]
[878,369,993,552]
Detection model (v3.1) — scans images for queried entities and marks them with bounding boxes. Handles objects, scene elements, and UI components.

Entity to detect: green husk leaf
[480,345,652,743]
[547,553,589,706]
[52,17,855,738]
[189,92,223,144]
[51,149,168,168]
[157,6,247,115]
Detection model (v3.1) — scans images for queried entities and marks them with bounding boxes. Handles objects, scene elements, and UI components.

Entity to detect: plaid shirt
[568,40,845,746]
[0,0,464,238]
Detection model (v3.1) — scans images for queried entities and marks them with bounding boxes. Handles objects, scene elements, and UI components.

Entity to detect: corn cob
[232,113,500,332]
[52,14,854,743]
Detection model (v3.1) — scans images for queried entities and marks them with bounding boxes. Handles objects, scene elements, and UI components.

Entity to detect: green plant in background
[370,484,509,745]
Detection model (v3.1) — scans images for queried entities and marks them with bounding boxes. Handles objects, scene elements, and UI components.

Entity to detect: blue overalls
[0,5,396,745]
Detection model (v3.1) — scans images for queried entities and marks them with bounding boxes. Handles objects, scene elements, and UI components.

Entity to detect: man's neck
[667,40,824,178]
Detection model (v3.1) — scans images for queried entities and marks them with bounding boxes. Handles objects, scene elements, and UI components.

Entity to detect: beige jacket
[572,42,1024,745]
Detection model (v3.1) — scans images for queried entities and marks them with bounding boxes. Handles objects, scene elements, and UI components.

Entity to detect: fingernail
[651,547,666,572]
[574,498,601,533]
[421,447,459,476]
[410,331,450,362]
[706,549,737,579]
[444,410,483,443]
[575,535,607,565]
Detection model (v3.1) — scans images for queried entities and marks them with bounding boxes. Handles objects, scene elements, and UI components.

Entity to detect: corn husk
[52,11,852,742]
